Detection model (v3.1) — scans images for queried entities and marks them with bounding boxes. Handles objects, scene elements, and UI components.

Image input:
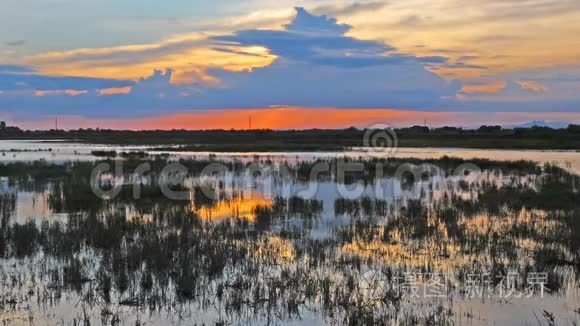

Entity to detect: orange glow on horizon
[116,108,451,130]
[8,107,580,131]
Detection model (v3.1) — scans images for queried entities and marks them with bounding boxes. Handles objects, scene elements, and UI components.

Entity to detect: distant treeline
[1,122,580,150]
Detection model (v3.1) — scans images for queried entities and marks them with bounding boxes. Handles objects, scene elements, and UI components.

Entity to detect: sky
[1,0,580,129]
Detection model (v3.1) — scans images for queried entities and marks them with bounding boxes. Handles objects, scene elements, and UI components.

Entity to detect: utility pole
[55,116,58,131]
[249,115,252,130]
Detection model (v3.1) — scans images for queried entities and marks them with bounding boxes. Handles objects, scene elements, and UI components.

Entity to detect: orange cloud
[460,81,507,94]
[34,89,88,97]
[347,1,580,80]
[98,86,132,95]
[5,1,577,87]
[26,35,276,85]
[518,80,548,92]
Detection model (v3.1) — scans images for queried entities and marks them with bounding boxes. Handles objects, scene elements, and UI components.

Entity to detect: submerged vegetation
[0,156,579,324]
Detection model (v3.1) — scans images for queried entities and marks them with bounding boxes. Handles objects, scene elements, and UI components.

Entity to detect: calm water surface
[1,140,580,173]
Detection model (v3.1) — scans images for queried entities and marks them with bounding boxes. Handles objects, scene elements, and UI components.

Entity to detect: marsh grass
[0,157,578,324]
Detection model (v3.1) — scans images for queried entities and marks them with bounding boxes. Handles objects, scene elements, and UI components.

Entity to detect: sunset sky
[1,0,580,129]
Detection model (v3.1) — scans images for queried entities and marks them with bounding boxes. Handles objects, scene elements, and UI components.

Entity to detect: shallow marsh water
[0,140,579,325]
